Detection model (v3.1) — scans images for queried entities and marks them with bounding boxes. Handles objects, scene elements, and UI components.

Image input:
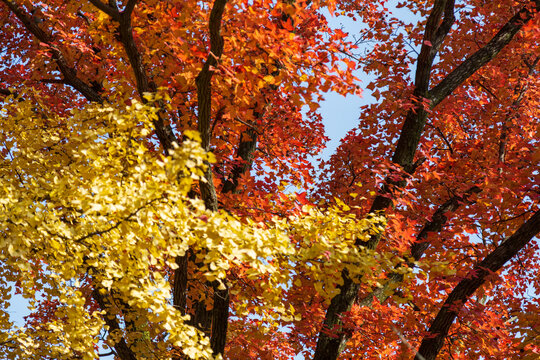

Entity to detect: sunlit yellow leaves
[281,205,387,301]
[0,86,402,359]
[0,96,391,359]
[0,98,217,358]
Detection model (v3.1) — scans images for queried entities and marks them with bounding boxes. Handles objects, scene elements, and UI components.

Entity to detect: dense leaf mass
[0,0,539,359]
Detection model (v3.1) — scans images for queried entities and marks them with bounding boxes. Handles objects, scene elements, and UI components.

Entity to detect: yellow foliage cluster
[0,97,385,359]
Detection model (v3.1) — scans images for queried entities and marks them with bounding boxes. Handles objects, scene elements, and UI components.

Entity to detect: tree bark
[193,0,230,356]
[92,289,137,360]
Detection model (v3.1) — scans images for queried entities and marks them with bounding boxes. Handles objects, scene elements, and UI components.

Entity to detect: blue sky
[317,3,418,161]
[317,13,372,161]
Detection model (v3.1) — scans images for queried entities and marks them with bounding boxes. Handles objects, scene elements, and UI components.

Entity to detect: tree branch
[92,288,137,360]
[191,0,230,355]
[172,250,191,314]
[415,0,455,95]
[429,1,540,107]
[358,186,482,307]
[415,208,540,360]
[195,0,228,211]
[116,3,148,97]
[87,0,120,19]
[391,0,454,173]
[124,0,138,16]
[196,0,228,152]
[210,283,229,354]
[222,127,258,194]
[89,0,178,154]
[1,0,104,103]
[411,186,482,260]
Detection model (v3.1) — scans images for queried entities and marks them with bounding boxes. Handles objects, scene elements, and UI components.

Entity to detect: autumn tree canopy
[0,0,539,359]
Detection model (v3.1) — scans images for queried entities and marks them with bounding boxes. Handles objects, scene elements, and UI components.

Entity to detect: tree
[0,0,538,359]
